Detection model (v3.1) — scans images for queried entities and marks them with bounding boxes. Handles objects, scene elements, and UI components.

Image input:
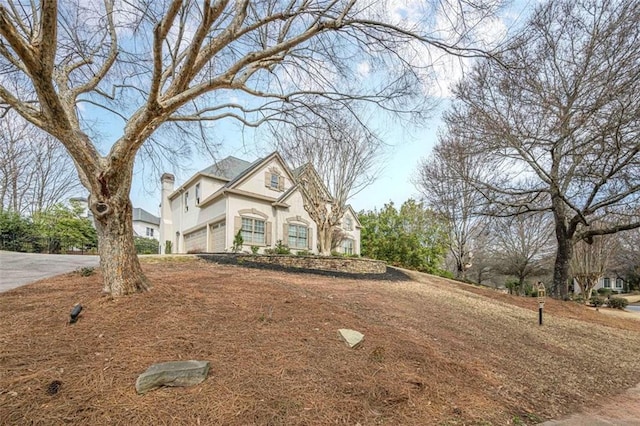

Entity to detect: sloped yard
[1,257,640,425]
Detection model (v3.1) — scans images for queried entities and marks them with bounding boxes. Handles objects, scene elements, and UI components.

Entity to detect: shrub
[330,250,343,257]
[273,240,291,255]
[573,294,585,304]
[134,236,159,254]
[250,245,259,254]
[597,288,612,297]
[505,279,522,295]
[296,250,312,256]
[435,269,454,279]
[607,297,629,310]
[0,211,36,252]
[164,240,172,254]
[524,283,534,296]
[232,230,243,252]
[76,267,95,277]
[590,295,605,308]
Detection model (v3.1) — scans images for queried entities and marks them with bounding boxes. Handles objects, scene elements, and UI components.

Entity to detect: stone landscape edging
[196,253,395,278]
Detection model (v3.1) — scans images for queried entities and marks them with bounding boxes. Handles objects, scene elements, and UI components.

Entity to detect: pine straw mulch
[2,257,640,425]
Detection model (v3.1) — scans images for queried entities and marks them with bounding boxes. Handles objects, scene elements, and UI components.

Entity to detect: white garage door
[184,228,207,253]
[209,221,226,252]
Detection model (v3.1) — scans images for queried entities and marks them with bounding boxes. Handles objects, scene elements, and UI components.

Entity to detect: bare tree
[613,228,640,292]
[571,233,618,302]
[464,229,494,285]
[0,0,500,296]
[490,213,554,291]
[0,112,80,214]
[414,133,490,279]
[444,0,640,297]
[274,114,382,254]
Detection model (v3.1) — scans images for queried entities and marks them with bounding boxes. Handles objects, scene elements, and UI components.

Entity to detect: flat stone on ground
[135,360,210,394]
[338,328,364,348]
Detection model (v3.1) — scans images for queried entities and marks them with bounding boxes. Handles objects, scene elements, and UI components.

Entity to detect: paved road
[627,304,640,313]
[0,250,99,293]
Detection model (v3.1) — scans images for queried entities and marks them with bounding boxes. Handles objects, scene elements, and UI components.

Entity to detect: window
[265,170,284,191]
[184,191,189,212]
[270,173,279,189]
[195,183,201,204]
[146,227,154,237]
[342,239,354,255]
[616,278,624,289]
[288,224,308,249]
[344,217,353,231]
[241,217,265,244]
[603,277,611,288]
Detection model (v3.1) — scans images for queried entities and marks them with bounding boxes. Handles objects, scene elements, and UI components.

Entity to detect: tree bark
[93,196,150,296]
[318,226,332,256]
[552,226,573,300]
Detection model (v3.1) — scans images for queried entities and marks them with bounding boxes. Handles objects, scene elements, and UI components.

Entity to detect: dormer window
[265,168,284,192]
[345,217,353,231]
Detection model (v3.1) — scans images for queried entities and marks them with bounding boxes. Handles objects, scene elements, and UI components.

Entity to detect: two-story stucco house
[159,152,361,255]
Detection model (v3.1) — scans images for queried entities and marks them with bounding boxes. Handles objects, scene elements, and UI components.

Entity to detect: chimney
[159,174,175,254]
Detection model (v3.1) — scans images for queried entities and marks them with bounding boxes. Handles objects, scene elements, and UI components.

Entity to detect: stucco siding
[133,222,160,241]
[274,190,318,254]
[338,210,361,255]
[235,158,294,198]
[226,195,275,252]
[198,176,225,203]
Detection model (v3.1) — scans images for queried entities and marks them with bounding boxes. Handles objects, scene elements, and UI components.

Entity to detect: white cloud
[357,61,371,78]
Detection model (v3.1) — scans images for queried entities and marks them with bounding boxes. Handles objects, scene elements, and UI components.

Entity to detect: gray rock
[338,329,364,348]
[135,360,210,394]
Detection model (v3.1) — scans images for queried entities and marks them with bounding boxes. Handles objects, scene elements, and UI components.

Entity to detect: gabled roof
[132,208,160,225]
[343,204,362,228]
[221,155,268,188]
[199,156,252,180]
[168,156,252,201]
[199,152,296,207]
[294,162,333,202]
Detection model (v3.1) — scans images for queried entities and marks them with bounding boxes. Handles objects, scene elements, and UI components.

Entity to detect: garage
[209,221,226,252]
[184,227,207,253]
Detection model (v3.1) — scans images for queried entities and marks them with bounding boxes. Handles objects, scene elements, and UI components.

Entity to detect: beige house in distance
[159,152,361,255]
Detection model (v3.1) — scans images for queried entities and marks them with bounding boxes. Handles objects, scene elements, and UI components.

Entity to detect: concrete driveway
[0,250,99,293]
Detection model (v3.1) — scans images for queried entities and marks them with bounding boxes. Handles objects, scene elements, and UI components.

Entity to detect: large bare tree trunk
[0,0,505,296]
[552,228,573,300]
[86,156,150,296]
[93,196,149,296]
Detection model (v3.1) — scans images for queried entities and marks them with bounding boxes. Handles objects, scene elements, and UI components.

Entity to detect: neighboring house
[572,274,627,294]
[69,197,160,241]
[159,152,360,255]
[132,208,160,241]
[599,275,626,293]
